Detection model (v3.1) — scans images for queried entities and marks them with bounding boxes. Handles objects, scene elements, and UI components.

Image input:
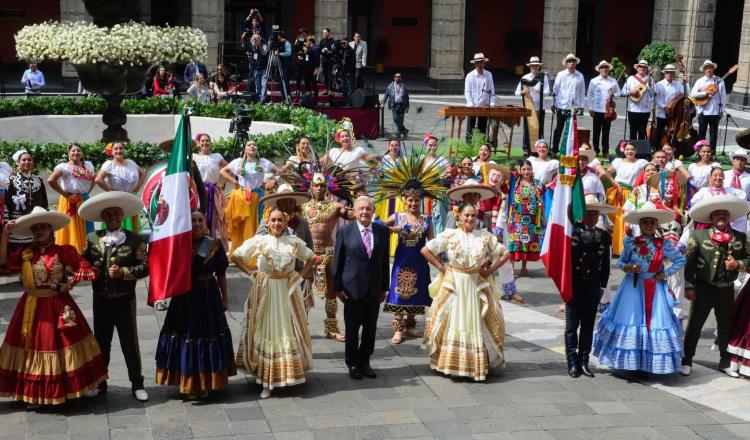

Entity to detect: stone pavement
[2,258,750,439]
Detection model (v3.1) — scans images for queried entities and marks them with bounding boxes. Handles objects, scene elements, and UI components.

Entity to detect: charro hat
[584,193,616,214]
[662,64,677,72]
[470,53,489,63]
[594,60,613,71]
[623,201,675,225]
[526,56,543,66]
[701,59,718,70]
[259,183,311,208]
[13,206,70,236]
[562,53,580,66]
[447,179,496,201]
[689,194,750,223]
[634,59,649,69]
[157,138,198,152]
[578,149,596,161]
[78,191,145,222]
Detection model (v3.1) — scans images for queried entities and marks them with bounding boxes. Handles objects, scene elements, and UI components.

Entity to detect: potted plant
[637,42,677,80]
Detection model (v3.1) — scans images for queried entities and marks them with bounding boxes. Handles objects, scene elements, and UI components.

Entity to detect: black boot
[579,352,594,377]
[567,353,582,378]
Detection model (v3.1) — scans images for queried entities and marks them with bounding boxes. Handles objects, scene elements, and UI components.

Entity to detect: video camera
[228,103,253,136]
[268,25,281,52]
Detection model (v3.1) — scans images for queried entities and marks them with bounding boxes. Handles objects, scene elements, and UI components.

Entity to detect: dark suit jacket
[333,221,390,300]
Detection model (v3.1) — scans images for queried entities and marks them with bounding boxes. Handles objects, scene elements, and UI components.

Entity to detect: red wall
[474,0,544,69]
[0,1,60,63]
[382,0,429,68]
[600,0,652,68]
[292,0,315,34]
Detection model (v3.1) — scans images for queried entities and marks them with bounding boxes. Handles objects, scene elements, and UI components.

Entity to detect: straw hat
[485,162,511,182]
[526,56,543,66]
[700,59,718,71]
[259,183,311,208]
[470,53,489,64]
[594,60,613,71]
[157,138,199,153]
[13,206,70,236]
[623,201,675,225]
[633,59,649,69]
[584,193,616,214]
[662,64,677,73]
[447,179,496,201]
[78,191,145,222]
[562,53,580,66]
[647,170,687,189]
[578,149,596,161]
[689,195,750,223]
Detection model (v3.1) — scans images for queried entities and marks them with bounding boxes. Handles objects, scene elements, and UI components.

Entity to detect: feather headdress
[374,148,450,203]
[280,157,366,204]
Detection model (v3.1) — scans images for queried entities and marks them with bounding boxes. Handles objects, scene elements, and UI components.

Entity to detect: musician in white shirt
[515,56,551,156]
[620,59,653,141]
[587,60,619,157]
[691,60,727,153]
[654,64,689,149]
[552,53,585,155]
[464,52,495,141]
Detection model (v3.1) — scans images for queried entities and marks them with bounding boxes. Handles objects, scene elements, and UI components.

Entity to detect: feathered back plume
[374,147,450,204]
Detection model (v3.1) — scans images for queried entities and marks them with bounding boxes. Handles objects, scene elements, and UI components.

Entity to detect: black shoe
[360,365,377,379]
[348,365,363,380]
[567,353,582,378]
[579,353,594,378]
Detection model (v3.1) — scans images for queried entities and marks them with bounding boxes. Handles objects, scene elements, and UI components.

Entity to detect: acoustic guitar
[691,64,739,106]
[628,70,653,102]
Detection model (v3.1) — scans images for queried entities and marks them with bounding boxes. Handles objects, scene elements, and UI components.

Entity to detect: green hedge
[0,97,340,169]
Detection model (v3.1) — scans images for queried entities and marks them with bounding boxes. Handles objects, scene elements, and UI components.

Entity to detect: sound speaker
[349,88,365,108]
[615,139,651,159]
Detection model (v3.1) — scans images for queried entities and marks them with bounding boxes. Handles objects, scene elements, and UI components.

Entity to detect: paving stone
[226,406,266,421]
[266,416,309,432]
[272,430,315,440]
[586,402,634,415]
[230,420,272,434]
[191,421,233,437]
[111,428,154,440]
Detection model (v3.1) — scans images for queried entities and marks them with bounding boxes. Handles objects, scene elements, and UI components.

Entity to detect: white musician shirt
[514,73,551,109]
[465,69,495,107]
[655,79,688,119]
[691,75,727,116]
[587,75,619,113]
[620,74,653,113]
[552,69,585,111]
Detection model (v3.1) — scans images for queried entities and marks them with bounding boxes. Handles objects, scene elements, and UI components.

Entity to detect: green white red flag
[147,110,193,305]
[540,112,586,303]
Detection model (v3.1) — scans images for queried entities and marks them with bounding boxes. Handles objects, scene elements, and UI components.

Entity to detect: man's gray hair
[354,195,374,208]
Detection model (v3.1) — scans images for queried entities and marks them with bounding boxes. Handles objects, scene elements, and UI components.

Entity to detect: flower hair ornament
[693,139,710,152]
[105,143,114,157]
[423,133,437,146]
[333,128,349,144]
[534,139,548,149]
[194,132,209,142]
[12,149,28,164]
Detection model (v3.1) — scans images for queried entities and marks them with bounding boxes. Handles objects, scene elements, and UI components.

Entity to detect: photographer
[243,33,269,102]
[243,8,264,39]
[293,28,308,100]
[274,30,292,102]
[320,28,335,95]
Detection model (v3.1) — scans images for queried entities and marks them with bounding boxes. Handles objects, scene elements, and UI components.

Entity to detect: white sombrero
[584,193,616,214]
[633,59,650,69]
[623,201,675,225]
[526,56,543,66]
[13,206,70,236]
[470,53,489,64]
[662,64,677,73]
[731,148,749,161]
[689,194,750,223]
[259,183,311,207]
[700,59,718,71]
[447,179,496,201]
[594,60,613,71]
[562,53,580,66]
[78,191,145,222]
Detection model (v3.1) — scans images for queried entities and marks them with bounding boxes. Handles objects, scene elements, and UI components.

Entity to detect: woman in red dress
[0,207,105,405]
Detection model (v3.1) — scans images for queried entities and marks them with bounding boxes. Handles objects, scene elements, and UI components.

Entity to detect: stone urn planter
[73,63,149,142]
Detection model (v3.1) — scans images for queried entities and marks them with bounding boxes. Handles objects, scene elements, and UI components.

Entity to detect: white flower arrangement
[15,21,208,66]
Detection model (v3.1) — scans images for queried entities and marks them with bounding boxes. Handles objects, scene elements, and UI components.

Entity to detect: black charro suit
[333,220,390,368]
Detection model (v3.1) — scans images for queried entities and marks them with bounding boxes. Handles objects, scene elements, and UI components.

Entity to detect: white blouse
[426,228,505,271]
[0,162,13,190]
[610,158,648,186]
[228,157,274,190]
[582,169,605,200]
[55,161,96,194]
[328,146,367,169]
[101,159,140,192]
[232,234,314,274]
[687,162,719,189]
[192,153,225,184]
[529,157,559,186]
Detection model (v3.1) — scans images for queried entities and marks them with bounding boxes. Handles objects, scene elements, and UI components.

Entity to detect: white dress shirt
[691,75,727,116]
[582,168,605,200]
[465,69,495,107]
[587,75,619,113]
[21,69,45,93]
[552,69,586,110]
[514,72,551,108]
[724,169,750,201]
[620,74,653,113]
[655,78,688,119]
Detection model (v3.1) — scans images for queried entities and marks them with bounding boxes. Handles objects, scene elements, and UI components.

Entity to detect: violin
[603,69,625,122]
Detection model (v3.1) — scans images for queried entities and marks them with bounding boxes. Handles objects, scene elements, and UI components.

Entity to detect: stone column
[428,0,466,90]
[541,0,578,75]
[192,0,224,65]
[729,0,750,109]
[59,0,93,86]
[652,0,717,74]
[315,0,348,39]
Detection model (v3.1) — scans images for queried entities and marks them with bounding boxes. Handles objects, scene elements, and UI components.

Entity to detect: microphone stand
[722,111,740,156]
[538,72,547,139]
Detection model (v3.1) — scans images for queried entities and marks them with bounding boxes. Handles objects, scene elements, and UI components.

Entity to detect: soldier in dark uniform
[683,195,750,378]
[566,194,614,378]
[78,191,150,401]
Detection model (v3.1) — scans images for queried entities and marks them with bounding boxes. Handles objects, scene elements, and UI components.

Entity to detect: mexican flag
[540,112,586,303]
[147,110,193,305]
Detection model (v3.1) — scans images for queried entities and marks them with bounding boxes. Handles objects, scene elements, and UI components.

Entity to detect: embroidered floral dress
[384,213,432,315]
[54,161,96,253]
[424,228,506,381]
[593,235,685,374]
[507,180,543,261]
[232,234,314,390]
[0,244,105,404]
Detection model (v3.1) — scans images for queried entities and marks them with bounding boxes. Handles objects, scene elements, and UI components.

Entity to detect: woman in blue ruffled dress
[593,202,686,375]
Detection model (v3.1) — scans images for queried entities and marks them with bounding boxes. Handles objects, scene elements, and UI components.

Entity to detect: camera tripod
[265,53,291,105]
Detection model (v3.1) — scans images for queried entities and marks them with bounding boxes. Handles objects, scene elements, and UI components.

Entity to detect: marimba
[437,105,531,160]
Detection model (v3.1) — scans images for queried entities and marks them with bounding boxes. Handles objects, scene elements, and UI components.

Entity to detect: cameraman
[293,28,308,100]
[320,28,335,95]
[243,33,269,102]
[243,8,264,38]
[274,30,292,102]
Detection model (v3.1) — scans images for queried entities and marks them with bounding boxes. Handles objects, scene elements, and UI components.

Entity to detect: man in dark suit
[333,196,390,379]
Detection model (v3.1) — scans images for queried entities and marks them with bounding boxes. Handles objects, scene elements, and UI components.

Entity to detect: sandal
[391,318,405,344]
[511,294,525,304]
